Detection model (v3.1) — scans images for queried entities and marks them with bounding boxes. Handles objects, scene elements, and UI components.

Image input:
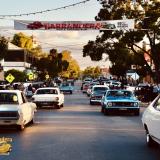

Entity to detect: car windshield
[61,83,69,87]
[93,87,108,92]
[107,91,132,97]
[36,89,58,94]
[0,92,19,104]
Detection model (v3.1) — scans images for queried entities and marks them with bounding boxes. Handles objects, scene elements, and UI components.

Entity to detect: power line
[0,0,91,18]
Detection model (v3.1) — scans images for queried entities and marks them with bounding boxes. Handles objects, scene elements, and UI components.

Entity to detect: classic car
[0,90,37,130]
[142,95,160,147]
[32,87,64,109]
[101,90,139,115]
[59,83,73,94]
[90,85,109,105]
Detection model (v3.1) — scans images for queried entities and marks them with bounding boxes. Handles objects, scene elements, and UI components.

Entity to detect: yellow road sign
[45,74,49,79]
[6,74,15,83]
[28,72,35,80]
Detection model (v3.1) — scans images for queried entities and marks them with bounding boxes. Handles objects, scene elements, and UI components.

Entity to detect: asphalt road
[0,82,160,160]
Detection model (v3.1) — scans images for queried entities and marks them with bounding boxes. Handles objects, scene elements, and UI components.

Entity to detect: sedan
[101,90,139,115]
[32,87,64,109]
[142,95,160,147]
[0,90,37,130]
[59,83,73,94]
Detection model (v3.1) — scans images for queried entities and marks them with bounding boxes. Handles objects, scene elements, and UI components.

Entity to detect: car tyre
[90,101,93,105]
[146,129,158,148]
[17,124,25,131]
[104,109,109,115]
[70,91,72,94]
[101,107,104,113]
[134,110,139,116]
[56,105,61,109]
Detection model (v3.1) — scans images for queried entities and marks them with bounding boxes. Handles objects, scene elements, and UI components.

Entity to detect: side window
[21,93,27,103]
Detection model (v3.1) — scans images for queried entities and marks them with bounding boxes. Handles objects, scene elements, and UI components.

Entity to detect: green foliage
[83,66,101,78]
[5,69,27,82]
[0,36,8,60]
[61,50,80,79]
[12,32,33,50]
[83,0,160,82]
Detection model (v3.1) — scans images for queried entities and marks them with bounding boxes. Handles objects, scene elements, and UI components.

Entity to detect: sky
[0,0,110,69]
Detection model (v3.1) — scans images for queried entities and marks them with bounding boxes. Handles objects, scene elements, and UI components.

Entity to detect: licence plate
[119,108,127,110]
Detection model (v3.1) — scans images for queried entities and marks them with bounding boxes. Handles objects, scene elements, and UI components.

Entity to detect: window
[0,92,19,104]
[36,89,58,95]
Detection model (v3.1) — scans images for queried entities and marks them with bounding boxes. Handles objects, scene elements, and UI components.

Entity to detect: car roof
[36,87,59,90]
[0,90,22,93]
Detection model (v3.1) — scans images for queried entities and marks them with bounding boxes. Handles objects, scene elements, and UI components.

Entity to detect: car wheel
[70,91,72,94]
[61,103,64,108]
[101,107,104,113]
[134,110,139,116]
[146,129,158,148]
[56,105,61,109]
[17,124,25,131]
[104,109,109,115]
[90,101,93,105]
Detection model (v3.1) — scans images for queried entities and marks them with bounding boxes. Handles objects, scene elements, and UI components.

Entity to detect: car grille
[113,102,133,107]
[0,111,19,120]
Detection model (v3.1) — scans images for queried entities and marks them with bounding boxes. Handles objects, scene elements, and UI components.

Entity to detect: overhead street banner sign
[14,19,135,31]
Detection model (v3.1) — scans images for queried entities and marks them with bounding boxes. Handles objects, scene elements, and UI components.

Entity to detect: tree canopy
[0,36,8,60]
[83,0,160,82]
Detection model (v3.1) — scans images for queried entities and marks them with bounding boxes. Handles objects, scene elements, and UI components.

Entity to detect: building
[1,43,34,72]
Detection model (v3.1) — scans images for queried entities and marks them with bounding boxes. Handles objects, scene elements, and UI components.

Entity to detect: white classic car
[142,95,160,147]
[0,90,37,130]
[32,87,64,109]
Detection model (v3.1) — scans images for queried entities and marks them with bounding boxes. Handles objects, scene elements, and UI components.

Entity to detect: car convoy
[0,77,160,148]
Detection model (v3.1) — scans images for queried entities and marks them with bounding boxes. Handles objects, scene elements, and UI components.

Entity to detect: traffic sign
[45,74,49,79]
[28,73,34,80]
[6,74,15,83]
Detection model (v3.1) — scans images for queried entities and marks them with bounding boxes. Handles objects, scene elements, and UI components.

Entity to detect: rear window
[36,89,58,95]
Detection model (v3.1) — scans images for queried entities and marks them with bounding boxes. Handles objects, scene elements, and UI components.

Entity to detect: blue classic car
[101,90,139,115]
[59,83,73,94]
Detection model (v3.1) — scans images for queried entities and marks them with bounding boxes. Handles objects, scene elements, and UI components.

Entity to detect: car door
[149,98,160,141]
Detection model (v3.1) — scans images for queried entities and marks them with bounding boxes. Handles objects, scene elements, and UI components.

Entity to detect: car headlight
[134,102,138,106]
[107,102,112,107]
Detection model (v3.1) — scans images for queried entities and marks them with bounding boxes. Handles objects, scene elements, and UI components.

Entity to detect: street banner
[14,19,135,31]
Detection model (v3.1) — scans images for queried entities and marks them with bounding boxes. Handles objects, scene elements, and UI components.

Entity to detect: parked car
[59,83,73,94]
[90,85,109,105]
[32,87,64,109]
[0,90,37,130]
[142,95,160,147]
[101,90,139,115]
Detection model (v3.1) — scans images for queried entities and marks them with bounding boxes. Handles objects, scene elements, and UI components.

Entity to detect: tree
[12,32,33,50]
[0,36,8,60]
[83,66,101,78]
[83,0,160,82]
[61,50,80,79]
